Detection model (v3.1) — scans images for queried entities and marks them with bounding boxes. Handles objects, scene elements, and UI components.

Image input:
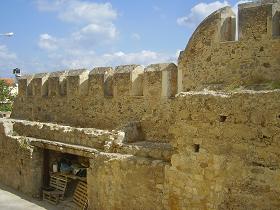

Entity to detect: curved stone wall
[179,1,280,91]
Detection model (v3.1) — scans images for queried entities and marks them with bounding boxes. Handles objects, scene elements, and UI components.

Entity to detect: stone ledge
[0,118,173,161]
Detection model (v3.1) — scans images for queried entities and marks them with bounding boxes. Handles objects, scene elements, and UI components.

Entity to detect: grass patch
[270,81,280,89]
[0,103,13,112]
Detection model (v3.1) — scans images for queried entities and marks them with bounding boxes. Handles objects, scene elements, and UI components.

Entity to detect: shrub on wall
[0,80,15,112]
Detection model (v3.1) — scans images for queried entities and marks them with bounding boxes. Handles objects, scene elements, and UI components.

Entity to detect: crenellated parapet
[13,63,177,140]
[144,63,177,98]
[67,69,89,96]
[114,65,144,97]
[239,0,280,39]
[17,63,178,100]
[18,74,33,96]
[88,67,114,97]
[27,73,49,97]
[239,1,273,40]
[11,0,280,142]
[48,71,68,96]
[179,0,280,92]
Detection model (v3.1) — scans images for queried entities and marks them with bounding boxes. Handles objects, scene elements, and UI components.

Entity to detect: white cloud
[30,47,177,71]
[36,0,119,44]
[33,1,177,74]
[177,1,229,27]
[73,23,118,41]
[38,33,58,51]
[0,45,18,77]
[36,0,117,24]
[58,1,117,24]
[103,50,175,66]
[36,0,120,71]
[0,45,17,60]
[177,1,255,28]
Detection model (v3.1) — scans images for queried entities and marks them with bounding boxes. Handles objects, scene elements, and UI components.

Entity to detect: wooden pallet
[43,175,68,204]
[73,181,88,210]
[43,192,60,205]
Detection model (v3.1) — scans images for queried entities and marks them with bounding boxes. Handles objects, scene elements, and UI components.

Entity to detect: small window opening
[219,115,227,122]
[193,144,200,153]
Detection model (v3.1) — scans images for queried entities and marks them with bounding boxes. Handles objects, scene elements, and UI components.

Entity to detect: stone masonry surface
[0,1,280,210]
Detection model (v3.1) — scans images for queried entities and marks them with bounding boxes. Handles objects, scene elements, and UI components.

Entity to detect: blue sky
[0,0,249,78]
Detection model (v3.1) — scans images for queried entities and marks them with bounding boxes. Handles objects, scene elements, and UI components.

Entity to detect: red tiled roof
[0,78,15,86]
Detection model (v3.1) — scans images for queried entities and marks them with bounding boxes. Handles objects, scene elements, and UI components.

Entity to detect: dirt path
[0,183,65,210]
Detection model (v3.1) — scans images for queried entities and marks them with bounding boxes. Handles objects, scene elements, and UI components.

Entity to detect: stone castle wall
[0,118,170,210]
[88,155,167,210]
[178,1,280,91]
[166,90,280,210]
[1,89,280,209]
[0,120,43,196]
[12,64,177,143]
[0,1,280,210]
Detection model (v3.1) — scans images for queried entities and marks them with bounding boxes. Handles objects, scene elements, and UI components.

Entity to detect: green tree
[0,80,15,111]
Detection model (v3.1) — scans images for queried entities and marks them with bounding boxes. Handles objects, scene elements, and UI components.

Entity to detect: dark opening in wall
[273,11,280,36]
[263,63,271,68]
[193,144,200,153]
[219,115,227,122]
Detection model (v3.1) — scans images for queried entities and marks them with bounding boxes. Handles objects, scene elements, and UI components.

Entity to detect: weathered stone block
[113,65,144,97]
[67,69,89,96]
[18,75,33,96]
[27,73,49,97]
[89,67,113,97]
[144,63,177,99]
[48,71,68,96]
[239,2,272,40]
